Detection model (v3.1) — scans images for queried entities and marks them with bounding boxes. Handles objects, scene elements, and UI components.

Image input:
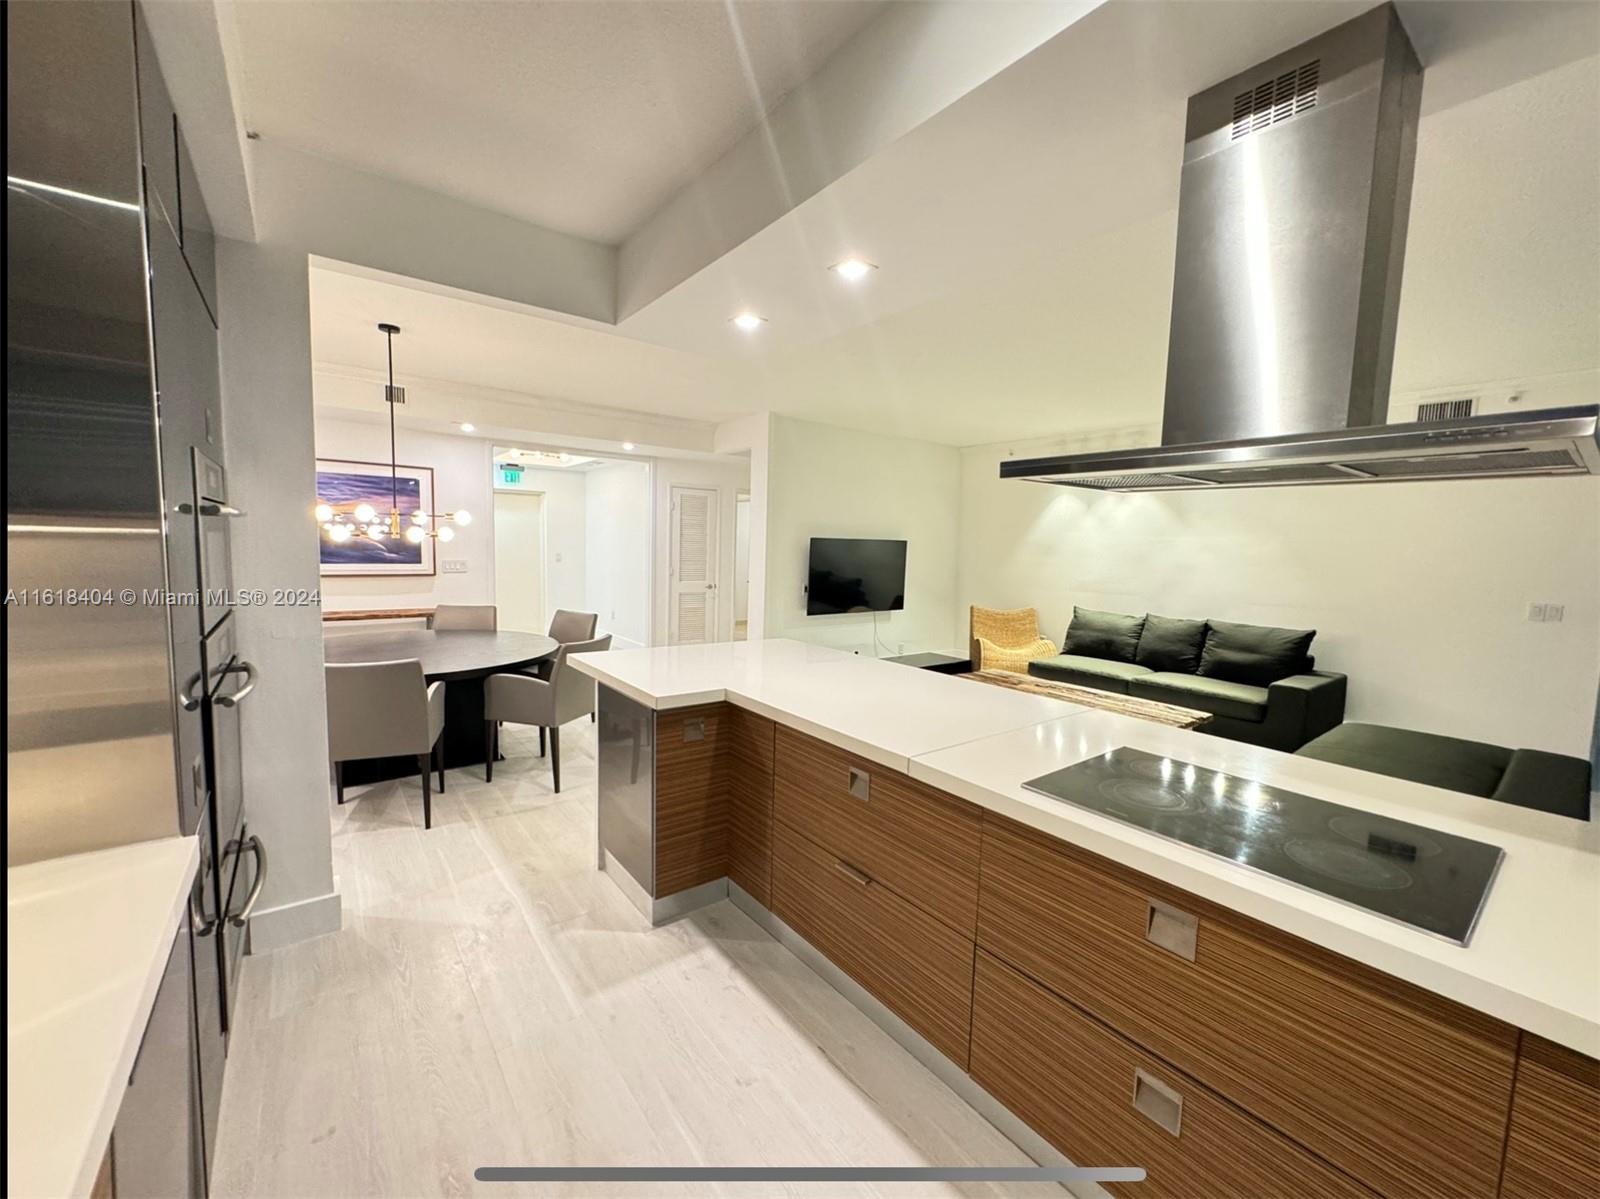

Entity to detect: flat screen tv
[806,538,907,616]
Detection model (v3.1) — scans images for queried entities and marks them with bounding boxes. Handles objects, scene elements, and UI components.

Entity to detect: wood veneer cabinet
[772,819,976,1065]
[654,705,729,897]
[1500,1034,1600,1198]
[977,813,1518,1198]
[772,727,983,934]
[970,951,1373,1199]
[724,706,776,906]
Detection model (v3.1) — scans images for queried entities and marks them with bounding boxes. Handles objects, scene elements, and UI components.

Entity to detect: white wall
[584,462,652,649]
[495,465,589,628]
[312,414,497,611]
[763,415,961,657]
[218,239,340,950]
[652,456,752,645]
[957,430,1600,757]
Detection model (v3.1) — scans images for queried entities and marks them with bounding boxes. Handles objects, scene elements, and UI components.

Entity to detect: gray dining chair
[431,604,497,631]
[483,634,611,791]
[548,609,598,643]
[325,659,447,829]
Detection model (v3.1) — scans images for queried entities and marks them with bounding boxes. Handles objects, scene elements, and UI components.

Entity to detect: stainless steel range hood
[1006,4,1599,490]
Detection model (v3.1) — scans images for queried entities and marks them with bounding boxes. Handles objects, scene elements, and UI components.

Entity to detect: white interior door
[669,486,719,644]
[493,491,545,633]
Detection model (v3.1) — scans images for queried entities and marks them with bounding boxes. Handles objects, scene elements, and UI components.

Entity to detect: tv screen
[806,538,907,616]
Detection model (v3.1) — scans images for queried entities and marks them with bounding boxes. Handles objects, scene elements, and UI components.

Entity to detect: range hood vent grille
[1416,397,1477,422]
[1231,59,1319,140]
[1351,448,1581,478]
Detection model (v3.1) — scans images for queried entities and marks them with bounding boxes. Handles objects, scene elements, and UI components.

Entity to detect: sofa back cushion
[1199,620,1316,686]
[1062,607,1146,663]
[1134,614,1208,674]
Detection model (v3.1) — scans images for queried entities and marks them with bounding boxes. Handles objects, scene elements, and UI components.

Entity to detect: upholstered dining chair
[483,633,611,792]
[431,604,498,631]
[969,606,1058,674]
[325,659,446,829]
[547,609,598,643]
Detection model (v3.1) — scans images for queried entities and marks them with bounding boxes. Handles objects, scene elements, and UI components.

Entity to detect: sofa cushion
[1028,655,1153,693]
[1131,673,1270,723]
[1295,723,1512,799]
[1061,607,1146,663]
[1199,619,1316,686]
[1134,614,1208,674]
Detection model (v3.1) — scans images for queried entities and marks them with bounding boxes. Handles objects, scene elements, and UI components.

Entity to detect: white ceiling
[225,0,886,244]
[308,0,1600,448]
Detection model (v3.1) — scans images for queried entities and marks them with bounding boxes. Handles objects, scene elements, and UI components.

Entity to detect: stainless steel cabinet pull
[179,669,207,711]
[847,767,871,802]
[199,502,243,517]
[189,869,218,937]
[228,836,267,927]
[682,718,705,742]
[216,660,257,707]
[835,860,871,887]
[1145,899,1198,962]
[1132,1068,1183,1136]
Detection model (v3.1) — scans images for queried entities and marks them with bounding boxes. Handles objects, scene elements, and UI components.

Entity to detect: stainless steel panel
[6,0,182,864]
[1162,4,1420,446]
[113,927,203,1198]
[189,819,224,1175]
[203,614,244,850]
[176,131,218,325]
[596,684,656,894]
[192,448,233,634]
[132,4,179,246]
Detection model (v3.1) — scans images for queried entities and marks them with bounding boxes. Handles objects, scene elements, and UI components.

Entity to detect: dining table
[323,628,561,784]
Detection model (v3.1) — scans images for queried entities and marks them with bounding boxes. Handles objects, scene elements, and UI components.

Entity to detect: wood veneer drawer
[1500,1035,1600,1198]
[772,819,975,1066]
[654,704,728,897]
[970,951,1372,1199]
[773,726,981,934]
[978,814,1517,1199]
[726,706,775,907]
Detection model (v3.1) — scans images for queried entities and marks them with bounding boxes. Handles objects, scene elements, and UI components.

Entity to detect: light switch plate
[441,559,469,574]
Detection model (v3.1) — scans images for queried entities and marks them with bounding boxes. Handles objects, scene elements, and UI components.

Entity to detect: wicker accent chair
[970,606,1058,674]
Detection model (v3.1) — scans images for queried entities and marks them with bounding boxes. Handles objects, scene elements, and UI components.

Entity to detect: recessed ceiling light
[457,422,475,433]
[622,442,636,452]
[731,312,766,332]
[830,258,877,282]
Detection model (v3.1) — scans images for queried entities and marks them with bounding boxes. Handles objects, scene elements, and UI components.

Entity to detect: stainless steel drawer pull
[1145,899,1198,962]
[216,660,257,707]
[847,767,871,802]
[682,718,705,743]
[835,860,872,887]
[1132,1068,1183,1137]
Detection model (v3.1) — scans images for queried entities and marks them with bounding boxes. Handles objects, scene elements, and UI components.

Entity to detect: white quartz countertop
[8,836,200,1199]
[573,640,1600,1056]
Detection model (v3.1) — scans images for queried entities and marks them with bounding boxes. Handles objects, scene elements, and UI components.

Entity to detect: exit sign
[500,466,523,484]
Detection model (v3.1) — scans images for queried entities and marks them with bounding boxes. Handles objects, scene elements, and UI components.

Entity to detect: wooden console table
[962,668,1212,730]
[322,607,435,624]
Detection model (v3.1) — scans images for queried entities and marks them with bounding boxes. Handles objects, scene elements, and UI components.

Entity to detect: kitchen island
[572,639,1600,1198]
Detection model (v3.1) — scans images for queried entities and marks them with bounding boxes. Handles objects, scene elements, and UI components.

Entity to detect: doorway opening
[493,490,546,634]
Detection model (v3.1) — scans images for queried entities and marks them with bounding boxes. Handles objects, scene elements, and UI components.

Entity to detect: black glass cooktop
[1023,747,1504,945]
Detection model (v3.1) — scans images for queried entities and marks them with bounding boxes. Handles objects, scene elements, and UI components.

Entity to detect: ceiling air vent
[1232,59,1319,140]
[1416,397,1477,423]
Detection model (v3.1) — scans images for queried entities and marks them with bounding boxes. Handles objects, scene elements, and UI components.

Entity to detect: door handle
[179,669,207,711]
[190,864,218,937]
[1132,1068,1184,1136]
[215,660,257,707]
[847,767,870,802]
[228,836,267,927]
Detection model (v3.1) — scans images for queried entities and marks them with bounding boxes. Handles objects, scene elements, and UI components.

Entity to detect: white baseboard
[245,888,342,953]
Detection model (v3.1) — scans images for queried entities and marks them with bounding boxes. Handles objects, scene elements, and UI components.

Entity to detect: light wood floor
[212,720,1059,1198]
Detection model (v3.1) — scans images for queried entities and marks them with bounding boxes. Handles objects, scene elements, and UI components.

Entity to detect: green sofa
[1296,723,1593,821]
[1027,608,1345,752]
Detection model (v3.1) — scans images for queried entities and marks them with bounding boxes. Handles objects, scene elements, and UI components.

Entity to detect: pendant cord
[386,328,399,518]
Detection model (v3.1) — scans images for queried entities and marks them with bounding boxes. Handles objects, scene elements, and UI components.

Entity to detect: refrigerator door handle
[228,836,267,927]
[179,668,207,712]
[214,660,257,708]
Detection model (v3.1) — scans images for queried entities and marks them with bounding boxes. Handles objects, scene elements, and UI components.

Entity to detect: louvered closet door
[670,486,720,644]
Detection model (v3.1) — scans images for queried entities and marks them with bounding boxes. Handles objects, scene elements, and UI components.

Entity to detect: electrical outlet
[441,559,469,574]
[1527,602,1547,622]
[1526,602,1566,623]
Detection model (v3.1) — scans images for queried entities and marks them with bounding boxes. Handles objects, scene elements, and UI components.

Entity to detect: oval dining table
[323,628,560,784]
